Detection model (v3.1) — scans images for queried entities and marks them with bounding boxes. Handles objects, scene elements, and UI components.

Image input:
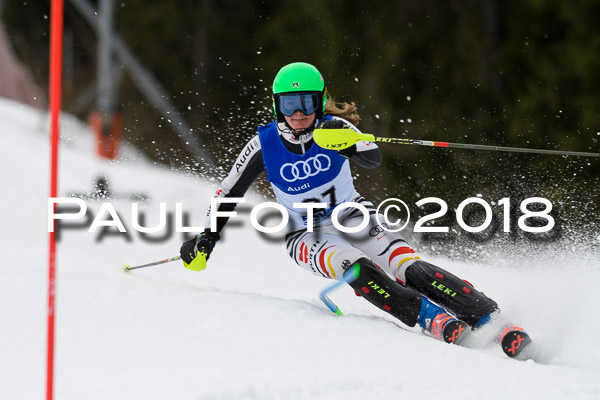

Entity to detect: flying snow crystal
[406,96,411,101]
[354,77,359,82]
[375,114,380,119]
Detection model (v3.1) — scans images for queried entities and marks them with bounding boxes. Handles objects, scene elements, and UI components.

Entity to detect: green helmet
[272,62,327,122]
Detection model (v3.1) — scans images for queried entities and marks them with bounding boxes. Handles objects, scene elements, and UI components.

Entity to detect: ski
[500,327,533,359]
[442,320,469,345]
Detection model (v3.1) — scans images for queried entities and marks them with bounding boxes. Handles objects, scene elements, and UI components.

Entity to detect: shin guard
[404,260,498,326]
[346,258,422,327]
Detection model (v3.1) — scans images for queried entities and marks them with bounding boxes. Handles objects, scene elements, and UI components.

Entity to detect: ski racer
[180,62,522,350]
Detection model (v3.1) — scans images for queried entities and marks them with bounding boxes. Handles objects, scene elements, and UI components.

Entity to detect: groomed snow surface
[1,97,599,400]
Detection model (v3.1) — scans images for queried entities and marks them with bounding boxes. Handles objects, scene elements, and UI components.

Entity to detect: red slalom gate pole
[47,1,64,399]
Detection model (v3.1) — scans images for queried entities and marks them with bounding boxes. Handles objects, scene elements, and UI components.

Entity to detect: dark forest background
[3,0,599,257]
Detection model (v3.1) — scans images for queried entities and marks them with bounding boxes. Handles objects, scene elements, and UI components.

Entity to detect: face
[284,111,316,131]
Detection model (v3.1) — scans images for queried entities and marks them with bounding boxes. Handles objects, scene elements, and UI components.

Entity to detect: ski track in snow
[1,97,599,400]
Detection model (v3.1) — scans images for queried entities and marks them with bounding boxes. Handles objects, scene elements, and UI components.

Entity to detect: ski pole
[319,264,360,316]
[123,256,181,272]
[313,129,600,158]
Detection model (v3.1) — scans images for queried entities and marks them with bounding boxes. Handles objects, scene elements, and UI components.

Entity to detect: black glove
[180,231,220,271]
[319,119,349,130]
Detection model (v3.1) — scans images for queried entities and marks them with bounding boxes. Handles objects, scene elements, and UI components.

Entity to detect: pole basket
[89,111,123,159]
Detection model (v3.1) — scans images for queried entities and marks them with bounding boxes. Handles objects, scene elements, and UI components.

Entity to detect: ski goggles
[276,93,321,116]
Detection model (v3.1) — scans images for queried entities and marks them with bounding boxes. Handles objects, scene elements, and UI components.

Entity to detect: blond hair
[325,95,360,126]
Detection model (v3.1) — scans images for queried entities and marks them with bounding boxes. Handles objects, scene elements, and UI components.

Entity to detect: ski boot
[418,297,469,345]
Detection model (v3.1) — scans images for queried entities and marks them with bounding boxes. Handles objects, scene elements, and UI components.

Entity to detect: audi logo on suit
[279,154,332,182]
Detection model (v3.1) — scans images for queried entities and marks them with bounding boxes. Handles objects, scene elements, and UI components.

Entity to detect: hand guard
[180,231,219,271]
[318,119,357,157]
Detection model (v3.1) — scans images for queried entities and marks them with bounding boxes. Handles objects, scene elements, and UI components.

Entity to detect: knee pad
[404,260,498,326]
[346,258,422,327]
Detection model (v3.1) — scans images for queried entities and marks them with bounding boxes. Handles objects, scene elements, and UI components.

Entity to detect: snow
[1,96,599,399]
